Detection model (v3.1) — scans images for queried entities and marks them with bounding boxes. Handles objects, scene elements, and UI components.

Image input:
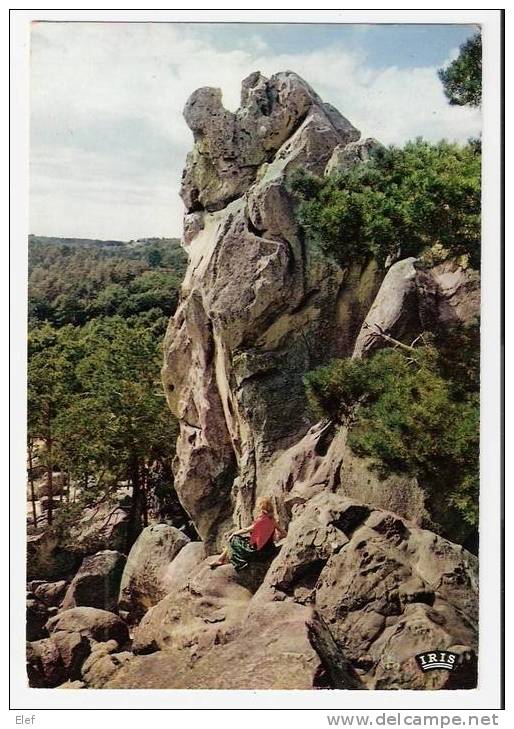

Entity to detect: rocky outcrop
[118,524,189,622]
[162,71,383,551]
[181,71,359,214]
[108,600,361,690]
[62,550,126,613]
[162,71,480,553]
[46,607,129,646]
[155,71,481,691]
[100,495,477,691]
[254,494,478,690]
[325,137,382,176]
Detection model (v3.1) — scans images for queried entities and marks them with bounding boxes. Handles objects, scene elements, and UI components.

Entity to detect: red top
[250,513,278,550]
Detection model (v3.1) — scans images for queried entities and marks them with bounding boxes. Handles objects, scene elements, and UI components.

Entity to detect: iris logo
[415,650,458,672]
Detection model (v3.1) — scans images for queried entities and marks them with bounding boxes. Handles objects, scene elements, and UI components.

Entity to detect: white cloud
[30,23,481,240]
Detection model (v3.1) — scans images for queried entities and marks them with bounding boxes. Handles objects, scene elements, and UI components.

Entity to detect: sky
[30,22,481,241]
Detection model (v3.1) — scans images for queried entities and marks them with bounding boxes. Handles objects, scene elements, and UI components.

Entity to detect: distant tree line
[27,237,188,550]
[29,237,186,327]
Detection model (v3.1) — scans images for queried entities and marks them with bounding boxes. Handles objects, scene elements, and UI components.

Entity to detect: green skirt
[228,534,275,571]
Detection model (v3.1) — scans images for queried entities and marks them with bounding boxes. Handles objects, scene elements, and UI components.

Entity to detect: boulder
[255,493,478,690]
[325,137,382,176]
[132,560,252,656]
[352,257,421,358]
[80,639,120,676]
[50,630,91,680]
[33,580,68,607]
[367,603,477,690]
[160,541,206,594]
[26,638,65,688]
[81,651,133,688]
[46,607,129,647]
[108,601,361,690]
[352,256,480,359]
[80,639,123,687]
[118,524,190,621]
[26,530,78,582]
[62,550,126,612]
[70,502,129,555]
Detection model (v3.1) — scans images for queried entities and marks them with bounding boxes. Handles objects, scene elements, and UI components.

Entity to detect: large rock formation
[162,70,479,554]
[254,494,478,690]
[156,71,480,691]
[107,599,362,690]
[98,494,477,691]
[162,71,383,550]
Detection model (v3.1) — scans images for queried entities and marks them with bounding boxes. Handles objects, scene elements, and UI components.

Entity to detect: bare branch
[368,324,419,353]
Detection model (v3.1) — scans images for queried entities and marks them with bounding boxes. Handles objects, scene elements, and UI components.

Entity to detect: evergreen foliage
[28,237,186,327]
[304,328,479,532]
[27,237,186,544]
[438,32,482,107]
[289,139,481,269]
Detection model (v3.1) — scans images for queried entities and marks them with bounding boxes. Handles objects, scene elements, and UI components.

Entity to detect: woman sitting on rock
[210,496,285,571]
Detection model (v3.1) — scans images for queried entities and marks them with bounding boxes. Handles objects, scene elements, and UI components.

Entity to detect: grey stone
[118,524,190,622]
[62,550,126,612]
[325,137,382,176]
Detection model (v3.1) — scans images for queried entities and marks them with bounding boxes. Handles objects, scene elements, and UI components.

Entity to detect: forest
[27,236,190,573]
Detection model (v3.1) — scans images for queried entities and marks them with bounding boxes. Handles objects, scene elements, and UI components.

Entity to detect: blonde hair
[256,496,274,517]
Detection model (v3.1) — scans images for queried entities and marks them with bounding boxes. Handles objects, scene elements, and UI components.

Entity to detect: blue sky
[189,23,478,69]
[30,22,481,240]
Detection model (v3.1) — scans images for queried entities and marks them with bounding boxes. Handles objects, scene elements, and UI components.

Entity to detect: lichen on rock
[162,71,374,550]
